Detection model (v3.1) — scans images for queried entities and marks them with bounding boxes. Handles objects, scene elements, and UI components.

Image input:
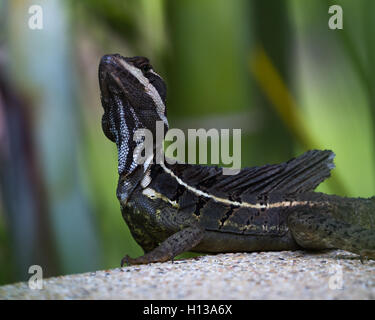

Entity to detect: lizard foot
[120,227,204,266]
[121,254,153,266]
[335,254,370,264]
[120,255,130,267]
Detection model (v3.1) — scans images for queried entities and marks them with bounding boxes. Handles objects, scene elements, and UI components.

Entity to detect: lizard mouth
[99,54,145,100]
[99,54,121,96]
[99,54,122,71]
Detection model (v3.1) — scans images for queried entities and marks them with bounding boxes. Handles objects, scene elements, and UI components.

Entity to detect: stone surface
[1,250,374,299]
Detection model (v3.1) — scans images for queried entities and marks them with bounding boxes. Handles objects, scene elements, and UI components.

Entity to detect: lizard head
[99,54,168,175]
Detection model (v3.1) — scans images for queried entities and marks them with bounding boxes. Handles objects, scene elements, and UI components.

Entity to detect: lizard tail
[329,195,375,231]
[288,210,375,259]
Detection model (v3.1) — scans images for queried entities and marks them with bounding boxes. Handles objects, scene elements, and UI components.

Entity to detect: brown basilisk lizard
[99,54,375,265]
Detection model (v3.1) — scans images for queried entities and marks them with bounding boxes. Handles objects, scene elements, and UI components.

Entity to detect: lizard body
[99,54,375,265]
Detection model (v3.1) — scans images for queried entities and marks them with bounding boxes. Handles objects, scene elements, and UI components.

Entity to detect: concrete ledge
[1,250,374,299]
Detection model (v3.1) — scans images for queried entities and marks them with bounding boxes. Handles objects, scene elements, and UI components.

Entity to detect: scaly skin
[119,167,375,265]
[98,54,375,265]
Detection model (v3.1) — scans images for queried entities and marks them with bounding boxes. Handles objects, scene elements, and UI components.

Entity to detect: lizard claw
[359,255,369,264]
[121,254,147,266]
[121,255,130,267]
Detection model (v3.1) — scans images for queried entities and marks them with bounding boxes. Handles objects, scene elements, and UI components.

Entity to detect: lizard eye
[126,56,152,73]
[139,60,152,74]
[141,64,151,73]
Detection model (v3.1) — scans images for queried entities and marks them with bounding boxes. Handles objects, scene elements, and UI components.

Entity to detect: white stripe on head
[149,69,164,79]
[118,59,169,128]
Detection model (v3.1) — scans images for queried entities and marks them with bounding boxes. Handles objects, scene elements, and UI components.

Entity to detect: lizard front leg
[288,211,375,259]
[121,226,204,266]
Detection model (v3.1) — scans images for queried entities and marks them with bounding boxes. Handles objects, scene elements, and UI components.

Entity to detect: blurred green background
[0,0,374,285]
